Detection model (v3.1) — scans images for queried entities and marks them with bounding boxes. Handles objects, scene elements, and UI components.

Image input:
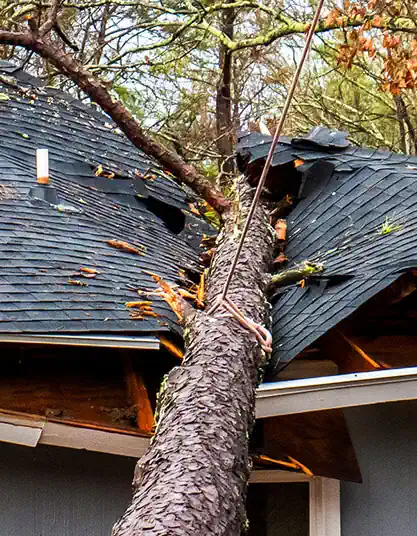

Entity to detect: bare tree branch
[0,26,230,214]
[39,0,61,36]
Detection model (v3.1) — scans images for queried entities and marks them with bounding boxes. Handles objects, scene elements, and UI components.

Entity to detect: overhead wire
[208,0,326,351]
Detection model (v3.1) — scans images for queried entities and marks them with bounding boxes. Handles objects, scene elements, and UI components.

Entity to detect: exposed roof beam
[256,366,417,418]
[0,334,160,350]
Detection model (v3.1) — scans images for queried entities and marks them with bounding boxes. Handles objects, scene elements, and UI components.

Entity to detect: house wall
[0,440,310,536]
[342,400,417,536]
[0,442,136,536]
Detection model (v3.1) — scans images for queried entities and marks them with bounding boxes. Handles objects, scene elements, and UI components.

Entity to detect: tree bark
[0,24,275,536]
[216,3,236,187]
[394,95,417,154]
[394,95,407,154]
[112,178,273,536]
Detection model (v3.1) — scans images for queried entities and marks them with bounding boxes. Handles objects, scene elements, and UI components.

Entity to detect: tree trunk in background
[112,179,273,536]
[216,2,236,186]
[394,94,417,154]
[94,4,111,65]
[395,95,407,154]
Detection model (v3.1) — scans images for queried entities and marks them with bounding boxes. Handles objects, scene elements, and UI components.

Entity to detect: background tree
[1,1,417,535]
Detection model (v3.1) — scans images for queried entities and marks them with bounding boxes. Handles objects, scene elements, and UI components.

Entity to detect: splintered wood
[125,301,159,319]
[132,271,205,324]
[105,239,146,256]
[275,219,287,241]
[149,273,188,322]
[254,454,313,476]
[158,336,184,360]
[123,357,154,433]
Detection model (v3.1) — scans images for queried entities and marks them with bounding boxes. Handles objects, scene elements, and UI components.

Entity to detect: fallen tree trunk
[0,18,275,536]
[113,179,273,536]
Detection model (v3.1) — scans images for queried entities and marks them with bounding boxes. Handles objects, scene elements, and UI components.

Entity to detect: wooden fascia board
[256,366,417,418]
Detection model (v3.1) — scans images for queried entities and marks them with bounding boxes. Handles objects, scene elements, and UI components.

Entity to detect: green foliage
[379,216,404,235]
[203,209,220,229]
[112,86,145,121]
[5,0,417,173]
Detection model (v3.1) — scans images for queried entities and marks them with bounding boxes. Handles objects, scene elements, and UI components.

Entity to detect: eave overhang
[256,366,417,418]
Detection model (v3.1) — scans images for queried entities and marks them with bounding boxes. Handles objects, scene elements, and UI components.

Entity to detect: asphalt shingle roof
[3,60,414,365]
[238,128,417,373]
[0,61,204,336]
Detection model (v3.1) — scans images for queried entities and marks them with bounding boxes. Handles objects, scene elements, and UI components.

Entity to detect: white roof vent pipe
[36,148,49,184]
[29,148,58,205]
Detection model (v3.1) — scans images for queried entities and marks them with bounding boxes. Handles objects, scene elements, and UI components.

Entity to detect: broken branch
[0,30,230,215]
[268,261,324,290]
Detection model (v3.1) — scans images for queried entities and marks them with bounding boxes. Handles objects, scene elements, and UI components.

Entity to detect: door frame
[250,470,341,536]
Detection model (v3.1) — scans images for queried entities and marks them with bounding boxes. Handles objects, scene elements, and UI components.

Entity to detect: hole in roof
[143,196,185,235]
[243,159,303,202]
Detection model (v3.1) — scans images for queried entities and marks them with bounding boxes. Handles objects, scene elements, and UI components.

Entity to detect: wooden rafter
[320,329,387,373]
[123,356,154,434]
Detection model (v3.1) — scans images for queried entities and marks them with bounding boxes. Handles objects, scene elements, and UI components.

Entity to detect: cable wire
[219,0,326,302]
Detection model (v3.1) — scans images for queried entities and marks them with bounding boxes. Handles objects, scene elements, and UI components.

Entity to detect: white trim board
[310,478,341,536]
[250,472,341,536]
[0,413,149,457]
[0,421,43,447]
[256,366,417,418]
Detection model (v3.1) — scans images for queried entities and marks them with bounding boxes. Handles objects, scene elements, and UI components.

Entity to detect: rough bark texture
[0,31,230,215]
[394,95,417,154]
[0,24,274,536]
[112,178,273,536]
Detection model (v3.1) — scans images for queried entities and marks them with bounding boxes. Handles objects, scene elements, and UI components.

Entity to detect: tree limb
[39,0,61,36]
[268,261,324,291]
[0,28,230,215]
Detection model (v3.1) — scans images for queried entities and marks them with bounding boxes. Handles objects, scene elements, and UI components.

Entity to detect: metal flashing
[0,333,160,350]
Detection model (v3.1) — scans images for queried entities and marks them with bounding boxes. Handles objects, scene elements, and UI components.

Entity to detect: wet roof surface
[238,127,417,372]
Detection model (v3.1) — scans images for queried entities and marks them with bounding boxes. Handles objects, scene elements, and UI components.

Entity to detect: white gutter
[256,366,417,418]
[0,334,159,350]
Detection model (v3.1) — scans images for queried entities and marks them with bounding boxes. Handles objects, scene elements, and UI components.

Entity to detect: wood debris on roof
[0,60,208,338]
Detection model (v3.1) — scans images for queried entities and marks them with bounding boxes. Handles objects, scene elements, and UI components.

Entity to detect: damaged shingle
[0,61,205,337]
[237,128,417,373]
